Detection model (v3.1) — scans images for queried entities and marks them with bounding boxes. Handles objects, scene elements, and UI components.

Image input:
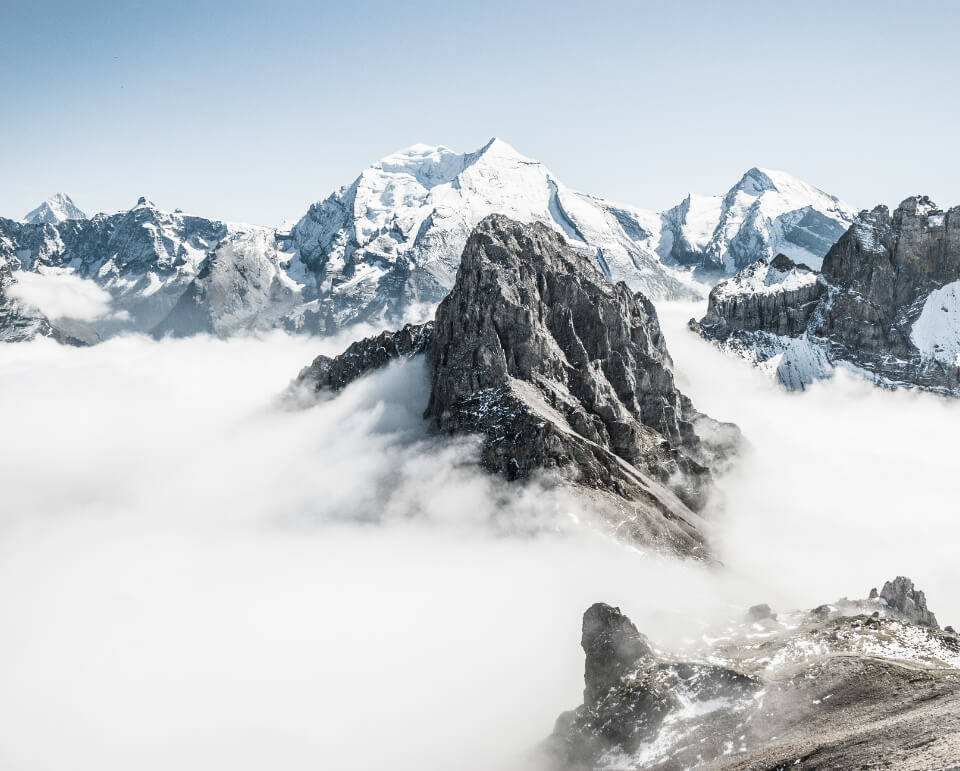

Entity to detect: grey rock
[697,253,825,339]
[747,602,777,622]
[547,579,960,770]
[581,603,655,707]
[695,197,960,395]
[424,216,736,516]
[880,575,939,628]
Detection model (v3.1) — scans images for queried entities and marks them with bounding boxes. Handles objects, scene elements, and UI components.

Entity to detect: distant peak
[135,196,155,208]
[736,167,780,195]
[473,136,532,162]
[23,193,87,224]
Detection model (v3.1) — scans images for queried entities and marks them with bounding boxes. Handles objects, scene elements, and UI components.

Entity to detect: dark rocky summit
[293,215,740,557]
[547,579,960,770]
[694,197,960,395]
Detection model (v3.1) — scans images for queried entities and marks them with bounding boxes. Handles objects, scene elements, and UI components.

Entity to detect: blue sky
[3,0,958,224]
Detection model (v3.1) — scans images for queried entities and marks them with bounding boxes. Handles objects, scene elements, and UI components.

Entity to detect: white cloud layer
[0,306,958,770]
[8,269,114,321]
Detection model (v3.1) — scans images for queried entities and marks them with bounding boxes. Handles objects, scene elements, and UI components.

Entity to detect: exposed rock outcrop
[294,215,741,557]
[294,322,433,393]
[424,216,738,516]
[547,578,960,770]
[695,197,960,395]
[880,575,939,628]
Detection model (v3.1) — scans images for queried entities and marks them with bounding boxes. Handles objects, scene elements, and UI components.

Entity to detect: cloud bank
[0,307,958,770]
[8,269,115,321]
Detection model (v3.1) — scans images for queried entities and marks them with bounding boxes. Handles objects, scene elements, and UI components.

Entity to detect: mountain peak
[471,136,534,164]
[23,193,86,224]
[135,196,156,208]
[736,167,781,195]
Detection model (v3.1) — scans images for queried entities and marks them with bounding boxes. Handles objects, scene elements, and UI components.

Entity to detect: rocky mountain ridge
[294,215,740,557]
[547,577,960,769]
[694,196,960,394]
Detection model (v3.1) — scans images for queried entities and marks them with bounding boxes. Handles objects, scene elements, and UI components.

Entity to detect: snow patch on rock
[911,280,960,365]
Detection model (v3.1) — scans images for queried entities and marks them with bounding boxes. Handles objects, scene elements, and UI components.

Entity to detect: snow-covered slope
[23,193,87,224]
[658,168,855,274]
[286,138,697,332]
[0,198,276,336]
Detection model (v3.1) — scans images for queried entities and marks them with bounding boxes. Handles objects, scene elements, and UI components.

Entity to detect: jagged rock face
[880,576,939,628]
[294,322,433,393]
[424,216,736,526]
[293,215,740,557]
[548,579,960,770]
[581,604,655,707]
[551,603,759,769]
[695,197,960,395]
[698,253,825,338]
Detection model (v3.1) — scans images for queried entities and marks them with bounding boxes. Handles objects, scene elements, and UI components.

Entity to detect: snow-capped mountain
[23,193,87,224]
[656,167,856,274]
[695,196,960,395]
[0,140,855,343]
[0,197,280,336]
[282,138,696,333]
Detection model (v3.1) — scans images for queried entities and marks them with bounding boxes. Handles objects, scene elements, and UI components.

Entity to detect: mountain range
[0,139,854,342]
[695,195,960,395]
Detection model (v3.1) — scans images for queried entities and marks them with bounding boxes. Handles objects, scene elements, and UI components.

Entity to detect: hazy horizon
[4,0,959,225]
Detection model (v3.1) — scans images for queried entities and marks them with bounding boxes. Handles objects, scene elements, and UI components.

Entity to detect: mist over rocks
[0,258,99,345]
[294,215,741,557]
[548,578,960,770]
[294,321,433,394]
[694,196,960,395]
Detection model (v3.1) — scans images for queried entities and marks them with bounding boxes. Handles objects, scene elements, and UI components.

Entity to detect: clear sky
[3,0,958,225]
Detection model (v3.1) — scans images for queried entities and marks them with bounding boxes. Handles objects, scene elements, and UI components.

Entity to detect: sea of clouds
[0,300,957,770]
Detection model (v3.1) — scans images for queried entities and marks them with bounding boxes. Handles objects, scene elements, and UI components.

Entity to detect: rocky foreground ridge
[695,196,960,395]
[294,215,740,557]
[547,576,960,770]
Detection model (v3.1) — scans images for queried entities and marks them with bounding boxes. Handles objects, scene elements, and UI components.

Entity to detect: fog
[1,305,958,769]
[8,269,115,321]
